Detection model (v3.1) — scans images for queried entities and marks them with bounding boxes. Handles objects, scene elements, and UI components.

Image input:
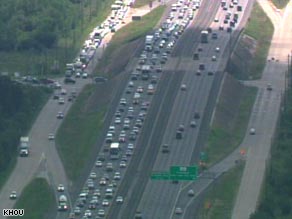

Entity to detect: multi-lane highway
[105,0,254,218]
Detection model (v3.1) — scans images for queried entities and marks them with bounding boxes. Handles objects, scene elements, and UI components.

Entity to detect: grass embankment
[9,178,55,219]
[0,0,115,76]
[133,0,153,8]
[56,85,105,182]
[249,89,292,219]
[198,163,245,219]
[244,1,274,79]
[206,86,257,165]
[97,5,166,73]
[271,0,289,9]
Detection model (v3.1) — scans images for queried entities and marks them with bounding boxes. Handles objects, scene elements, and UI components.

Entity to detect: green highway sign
[170,174,196,181]
[170,166,197,176]
[151,166,198,181]
[151,172,170,180]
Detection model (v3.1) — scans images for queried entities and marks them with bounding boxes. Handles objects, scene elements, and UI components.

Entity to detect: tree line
[0,0,83,51]
[0,76,51,175]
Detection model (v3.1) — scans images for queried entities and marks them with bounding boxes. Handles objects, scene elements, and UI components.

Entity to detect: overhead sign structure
[151,166,198,181]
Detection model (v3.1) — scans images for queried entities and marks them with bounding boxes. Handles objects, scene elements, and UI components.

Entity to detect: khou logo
[3,209,24,217]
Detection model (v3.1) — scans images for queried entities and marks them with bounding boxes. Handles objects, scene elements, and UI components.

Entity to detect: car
[98,209,105,217]
[175,207,183,214]
[57,112,64,119]
[181,84,187,91]
[73,206,81,215]
[64,77,76,84]
[162,144,170,153]
[82,72,88,79]
[57,184,65,192]
[69,212,75,219]
[127,143,134,150]
[58,97,65,104]
[196,70,201,76]
[214,17,219,22]
[190,120,197,128]
[194,112,200,119]
[267,83,272,91]
[178,124,185,132]
[126,149,133,156]
[48,133,55,140]
[9,191,17,200]
[102,199,110,207]
[250,128,256,135]
[99,178,107,186]
[215,47,220,52]
[90,172,97,179]
[219,25,224,30]
[116,196,123,203]
[208,71,214,76]
[120,161,127,168]
[212,55,217,61]
[176,130,183,139]
[53,94,60,100]
[188,189,195,197]
[75,72,81,78]
[84,210,92,217]
[95,160,103,167]
[93,189,101,197]
[114,172,121,180]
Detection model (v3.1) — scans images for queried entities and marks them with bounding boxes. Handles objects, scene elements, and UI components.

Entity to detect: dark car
[64,77,76,84]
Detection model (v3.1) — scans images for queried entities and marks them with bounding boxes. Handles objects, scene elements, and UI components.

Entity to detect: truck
[145,35,154,46]
[200,30,208,43]
[58,195,68,211]
[110,143,120,160]
[19,137,29,157]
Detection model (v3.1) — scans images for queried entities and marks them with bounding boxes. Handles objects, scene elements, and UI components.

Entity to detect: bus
[110,143,120,160]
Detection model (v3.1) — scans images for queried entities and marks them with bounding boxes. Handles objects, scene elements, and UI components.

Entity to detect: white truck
[58,195,68,211]
[19,136,29,157]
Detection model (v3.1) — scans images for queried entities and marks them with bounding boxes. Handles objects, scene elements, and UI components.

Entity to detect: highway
[106,0,253,218]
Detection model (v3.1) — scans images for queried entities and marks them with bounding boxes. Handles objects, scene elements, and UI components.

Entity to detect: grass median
[206,86,257,165]
[9,178,55,219]
[97,5,166,73]
[198,163,245,219]
[244,1,274,79]
[133,0,153,8]
[56,85,106,182]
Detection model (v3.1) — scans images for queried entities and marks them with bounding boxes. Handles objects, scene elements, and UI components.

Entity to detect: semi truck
[58,195,68,211]
[19,136,29,157]
[200,30,209,43]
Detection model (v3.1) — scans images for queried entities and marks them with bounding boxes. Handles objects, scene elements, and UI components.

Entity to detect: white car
[90,172,97,179]
[181,84,187,91]
[215,47,220,52]
[84,209,92,217]
[120,161,127,168]
[82,72,88,79]
[211,55,217,61]
[48,133,55,140]
[9,191,17,200]
[58,97,65,104]
[102,199,110,206]
[98,209,105,217]
[250,128,256,135]
[57,184,65,192]
[116,196,123,203]
[95,160,103,167]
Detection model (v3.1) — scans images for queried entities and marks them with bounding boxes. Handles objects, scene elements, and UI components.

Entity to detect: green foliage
[207,87,257,164]
[244,2,274,79]
[10,178,56,219]
[198,163,245,219]
[251,89,292,218]
[0,76,51,189]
